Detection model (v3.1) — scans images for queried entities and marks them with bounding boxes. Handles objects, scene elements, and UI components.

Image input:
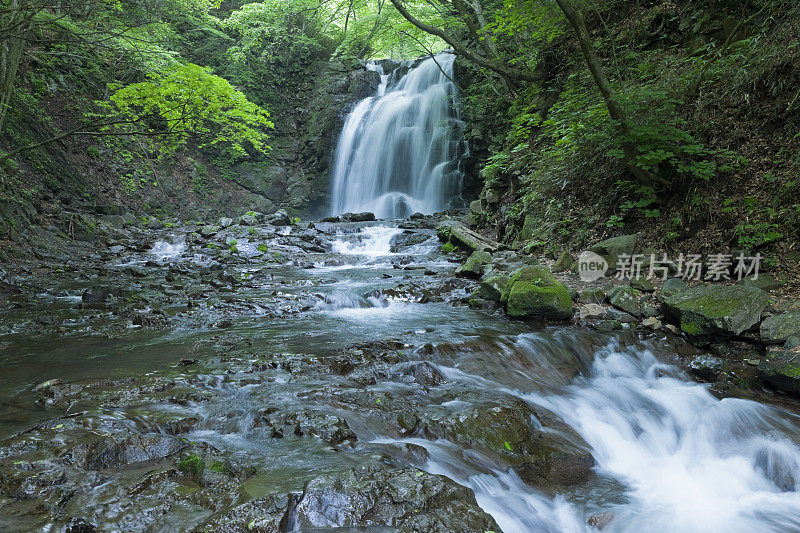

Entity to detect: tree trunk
[553,0,666,187]
[0,0,26,134]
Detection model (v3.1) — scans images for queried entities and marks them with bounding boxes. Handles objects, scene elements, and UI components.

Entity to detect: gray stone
[760,312,800,344]
[588,234,637,272]
[456,251,492,278]
[266,210,291,226]
[579,287,605,304]
[579,304,606,319]
[758,345,800,395]
[145,218,164,230]
[661,277,687,295]
[642,317,662,330]
[740,273,782,291]
[476,273,509,302]
[608,286,641,317]
[239,214,257,226]
[786,337,800,349]
[199,225,219,238]
[219,217,234,228]
[660,285,769,338]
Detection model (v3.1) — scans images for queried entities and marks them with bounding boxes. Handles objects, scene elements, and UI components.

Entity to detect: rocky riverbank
[1,208,799,531]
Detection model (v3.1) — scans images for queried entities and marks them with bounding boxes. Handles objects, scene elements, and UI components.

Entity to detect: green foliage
[441,241,457,254]
[103,63,273,161]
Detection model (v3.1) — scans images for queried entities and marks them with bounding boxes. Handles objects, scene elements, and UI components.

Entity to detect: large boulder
[455,250,492,278]
[758,345,800,395]
[660,285,768,339]
[500,266,573,320]
[588,234,637,273]
[760,312,800,344]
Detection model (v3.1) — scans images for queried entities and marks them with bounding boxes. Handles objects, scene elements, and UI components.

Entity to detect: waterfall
[330,54,466,219]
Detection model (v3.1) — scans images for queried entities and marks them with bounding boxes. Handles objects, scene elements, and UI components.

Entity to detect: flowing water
[329,54,466,218]
[2,220,800,531]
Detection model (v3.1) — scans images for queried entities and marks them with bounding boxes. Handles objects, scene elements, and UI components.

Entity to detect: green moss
[501,266,573,320]
[178,454,204,481]
[257,243,269,253]
[441,241,457,254]
[680,320,703,336]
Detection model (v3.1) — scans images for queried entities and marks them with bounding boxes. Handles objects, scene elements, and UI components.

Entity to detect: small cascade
[330,54,466,219]
[149,237,186,261]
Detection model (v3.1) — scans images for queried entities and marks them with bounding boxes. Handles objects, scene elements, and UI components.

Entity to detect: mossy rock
[588,234,637,273]
[475,272,509,302]
[660,285,768,339]
[501,266,573,321]
[761,312,800,344]
[455,250,492,278]
[552,251,574,273]
[758,346,800,394]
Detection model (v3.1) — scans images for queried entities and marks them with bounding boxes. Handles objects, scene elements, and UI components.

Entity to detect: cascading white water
[330,54,465,219]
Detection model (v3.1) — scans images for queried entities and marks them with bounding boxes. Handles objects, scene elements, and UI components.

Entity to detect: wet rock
[475,272,509,302]
[588,512,614,529]
[607,309,636,323]
[219,217,234,228]
[199,493,288,531]
[758,345,800,394]
[455,250,492,278]
[343,212,376,222]
[607,285,641,317]
[109,245,124,255]
[688,355,723,382]
[760,312,800,344]
[86,433,184,469]
[389,231,430,253]
[501,266,573,321]
[588,234,637,273]
[594,320,622,332]
[292,462,500,532]
[661,285,769,340]
[81,285,120,303]
[66,518,97,533]
[787,337,800,349]
[399,361,446,386]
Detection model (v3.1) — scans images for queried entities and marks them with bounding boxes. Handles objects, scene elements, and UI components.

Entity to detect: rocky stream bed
[1,210,800,532]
